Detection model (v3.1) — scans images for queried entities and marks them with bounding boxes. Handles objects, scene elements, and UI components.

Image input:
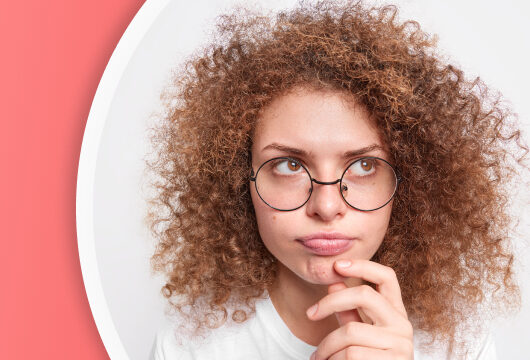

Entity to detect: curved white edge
[76,1,171,359]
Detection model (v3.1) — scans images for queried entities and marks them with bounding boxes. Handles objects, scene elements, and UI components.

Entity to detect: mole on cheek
[272,215,276,221]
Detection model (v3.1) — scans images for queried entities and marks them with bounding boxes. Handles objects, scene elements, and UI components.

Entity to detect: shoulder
[150,315,265,360]
[413,329,496,360]
[150,326,191,360]
[472,331,496,360]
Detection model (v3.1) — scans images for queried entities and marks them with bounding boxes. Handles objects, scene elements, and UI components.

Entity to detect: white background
[80,0,530,358]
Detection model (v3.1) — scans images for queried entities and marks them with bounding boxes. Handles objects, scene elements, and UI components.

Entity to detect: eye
[274,159,303,175]
[348,158,376,176]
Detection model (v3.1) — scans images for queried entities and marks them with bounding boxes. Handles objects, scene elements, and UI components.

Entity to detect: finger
[327,282,362,325]
[307,285,409,330]
[328,282,347,293]
[313,321,403,360]
[327,346,394,360]
[331,283,374,325]
[334,259,407,318]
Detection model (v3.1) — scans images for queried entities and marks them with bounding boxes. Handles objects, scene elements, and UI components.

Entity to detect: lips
[297,232,356,256]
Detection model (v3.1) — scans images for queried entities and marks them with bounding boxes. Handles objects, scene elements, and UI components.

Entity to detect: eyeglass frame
[250,156,402,212]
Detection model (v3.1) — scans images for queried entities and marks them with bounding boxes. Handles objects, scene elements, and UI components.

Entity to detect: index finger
[334,259,407,318]
[328,282,363,325]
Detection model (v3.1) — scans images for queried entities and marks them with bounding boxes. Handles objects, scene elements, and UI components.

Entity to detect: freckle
[272,215,276,220]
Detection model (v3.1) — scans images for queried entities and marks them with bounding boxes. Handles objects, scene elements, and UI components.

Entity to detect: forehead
[252,88,384,158]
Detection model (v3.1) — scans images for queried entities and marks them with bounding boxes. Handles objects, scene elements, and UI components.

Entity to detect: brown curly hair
[146,0,528,356]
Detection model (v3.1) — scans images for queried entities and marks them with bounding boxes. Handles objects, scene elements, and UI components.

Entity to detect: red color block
[0,1,145,358]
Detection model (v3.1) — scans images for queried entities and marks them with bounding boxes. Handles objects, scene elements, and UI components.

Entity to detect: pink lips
[297,232,355,256]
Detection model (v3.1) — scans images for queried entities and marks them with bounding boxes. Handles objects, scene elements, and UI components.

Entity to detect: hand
[306,259,414,360]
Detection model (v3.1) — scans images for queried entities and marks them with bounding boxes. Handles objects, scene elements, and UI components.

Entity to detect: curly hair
[146,0,527,356]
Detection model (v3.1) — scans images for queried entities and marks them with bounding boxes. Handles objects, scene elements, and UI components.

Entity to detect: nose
[305,178,348,222]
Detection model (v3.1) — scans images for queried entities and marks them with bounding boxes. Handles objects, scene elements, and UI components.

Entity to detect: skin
[250,87,414,359]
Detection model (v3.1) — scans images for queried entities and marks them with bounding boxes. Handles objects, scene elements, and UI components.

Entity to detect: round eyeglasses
[250,156,401,212]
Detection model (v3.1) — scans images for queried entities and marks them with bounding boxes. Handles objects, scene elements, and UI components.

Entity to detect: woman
[146,1,527,358]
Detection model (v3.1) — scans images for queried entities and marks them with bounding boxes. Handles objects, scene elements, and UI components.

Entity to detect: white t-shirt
[151,295,496,360]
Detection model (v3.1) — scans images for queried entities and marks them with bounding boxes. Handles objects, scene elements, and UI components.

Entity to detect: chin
[302,257,345,285]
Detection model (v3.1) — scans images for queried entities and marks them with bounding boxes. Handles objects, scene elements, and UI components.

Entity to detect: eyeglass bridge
[310,178,348,192]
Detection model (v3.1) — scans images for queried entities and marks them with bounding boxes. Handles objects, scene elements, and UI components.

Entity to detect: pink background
[0,1,145,358]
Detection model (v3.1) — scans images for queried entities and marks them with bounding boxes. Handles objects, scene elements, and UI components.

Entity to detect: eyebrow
[261,142,384,158]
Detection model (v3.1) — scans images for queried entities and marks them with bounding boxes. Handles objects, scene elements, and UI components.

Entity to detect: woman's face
[250,87,393,285]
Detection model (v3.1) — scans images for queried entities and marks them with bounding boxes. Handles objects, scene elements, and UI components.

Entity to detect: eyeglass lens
[254,157,397,211]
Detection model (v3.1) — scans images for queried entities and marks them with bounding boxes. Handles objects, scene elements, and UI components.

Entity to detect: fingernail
[336,259,351,268]
[310,351,316,360]
[306,303,318,318]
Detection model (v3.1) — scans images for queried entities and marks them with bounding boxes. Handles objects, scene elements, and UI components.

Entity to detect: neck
[267,263,340,346]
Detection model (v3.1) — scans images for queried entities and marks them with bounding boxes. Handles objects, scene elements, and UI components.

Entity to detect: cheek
[375,207,392,235]
[251,186,298,253]
[363,204,392,250]
[251,186,277,238]
[250,185,267,223]
[380,203,393,233]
